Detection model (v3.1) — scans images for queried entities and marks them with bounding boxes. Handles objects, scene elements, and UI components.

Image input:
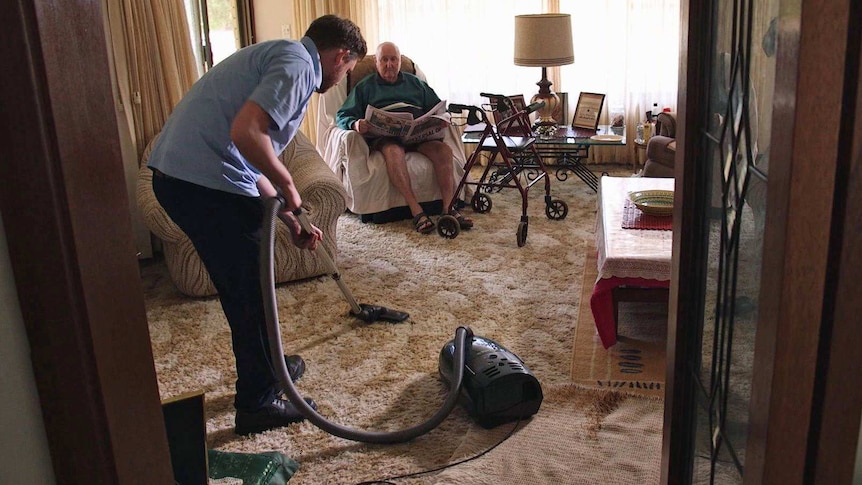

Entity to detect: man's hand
[353,119,369,134]
[278,210,323,250]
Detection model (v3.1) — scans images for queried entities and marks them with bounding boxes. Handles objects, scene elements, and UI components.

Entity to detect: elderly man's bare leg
[417,141,473,229]
[379,142,435,233]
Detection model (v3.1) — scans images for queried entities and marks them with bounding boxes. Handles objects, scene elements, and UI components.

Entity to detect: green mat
[208,449,299,484]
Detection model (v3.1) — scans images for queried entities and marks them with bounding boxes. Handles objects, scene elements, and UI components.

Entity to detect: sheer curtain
[374,0,680,163]
[559,0,680,161]
[375,0,543,107]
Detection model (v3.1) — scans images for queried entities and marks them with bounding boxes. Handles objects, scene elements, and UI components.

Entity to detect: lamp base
[530,67,560,128]
[530,91,560,128]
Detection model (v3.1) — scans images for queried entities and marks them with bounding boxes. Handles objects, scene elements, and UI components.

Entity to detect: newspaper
[363,100,450,145]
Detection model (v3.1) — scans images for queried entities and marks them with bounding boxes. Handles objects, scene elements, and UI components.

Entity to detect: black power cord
[353,418,523,485]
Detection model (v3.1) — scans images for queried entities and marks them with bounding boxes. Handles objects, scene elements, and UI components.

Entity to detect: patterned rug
[571,249,667,398]
[142,164,664,484]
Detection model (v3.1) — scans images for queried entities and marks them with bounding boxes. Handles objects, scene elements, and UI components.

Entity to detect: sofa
[136,131,347,297]
[643,112,677,177]
[315,54,468,223]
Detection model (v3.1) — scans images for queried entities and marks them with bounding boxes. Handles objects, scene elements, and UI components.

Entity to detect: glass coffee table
[462,124,626,192]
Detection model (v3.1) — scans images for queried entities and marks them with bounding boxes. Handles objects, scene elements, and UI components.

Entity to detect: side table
[591,176,673,348]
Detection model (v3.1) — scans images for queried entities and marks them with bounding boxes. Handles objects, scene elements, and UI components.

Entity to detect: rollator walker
[440,93,568,247]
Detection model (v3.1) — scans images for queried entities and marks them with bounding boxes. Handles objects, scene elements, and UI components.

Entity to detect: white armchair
[315,54,468,223]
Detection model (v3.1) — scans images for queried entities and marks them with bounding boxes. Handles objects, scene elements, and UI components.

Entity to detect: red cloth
[621,199,673,230]
[590,276,671,348]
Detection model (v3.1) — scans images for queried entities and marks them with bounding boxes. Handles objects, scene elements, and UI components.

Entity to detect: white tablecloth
[596,176,674,281]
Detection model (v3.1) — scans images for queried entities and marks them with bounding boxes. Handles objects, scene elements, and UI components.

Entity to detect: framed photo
[571,92,606,130]
[552,92,568,126]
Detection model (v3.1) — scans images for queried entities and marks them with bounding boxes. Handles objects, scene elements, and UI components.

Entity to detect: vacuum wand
[291,207,409,323]
[293,208,362,314]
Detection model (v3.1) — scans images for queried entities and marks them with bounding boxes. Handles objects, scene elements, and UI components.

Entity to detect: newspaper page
[363,100,450,145]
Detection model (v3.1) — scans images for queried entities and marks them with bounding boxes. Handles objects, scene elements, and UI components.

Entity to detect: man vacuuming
[148,15,367,435]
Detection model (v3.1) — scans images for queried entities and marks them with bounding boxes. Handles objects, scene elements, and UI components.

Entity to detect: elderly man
[335,41,472,234]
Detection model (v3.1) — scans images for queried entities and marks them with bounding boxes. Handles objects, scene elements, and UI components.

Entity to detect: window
[186,0,255,71]
[376,0,543,107]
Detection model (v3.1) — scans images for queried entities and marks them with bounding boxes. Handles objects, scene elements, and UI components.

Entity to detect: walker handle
[447,103,472,113]
[447,103,483,126]
[525,101,546,114]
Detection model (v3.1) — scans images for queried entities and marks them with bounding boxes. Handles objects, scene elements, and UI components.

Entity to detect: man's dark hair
[304,15,367,60]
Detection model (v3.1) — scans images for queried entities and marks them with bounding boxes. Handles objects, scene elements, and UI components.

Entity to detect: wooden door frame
[660,0,718,479]
[747,0,861,482]
[663,0,862,483]
[1,1,173,482]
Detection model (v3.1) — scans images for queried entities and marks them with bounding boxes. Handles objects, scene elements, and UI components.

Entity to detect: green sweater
[335,72,441,131]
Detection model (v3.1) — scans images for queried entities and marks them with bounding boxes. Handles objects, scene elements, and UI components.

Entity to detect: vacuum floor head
[439,335,543,428]
[353,303,409,323]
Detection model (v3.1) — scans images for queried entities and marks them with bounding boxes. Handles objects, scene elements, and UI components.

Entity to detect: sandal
[412,212,435,234]
[450,210,474,230]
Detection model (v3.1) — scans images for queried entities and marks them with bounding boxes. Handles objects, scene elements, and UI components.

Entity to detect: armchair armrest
[318,125,372,182]
[279,131,347,219]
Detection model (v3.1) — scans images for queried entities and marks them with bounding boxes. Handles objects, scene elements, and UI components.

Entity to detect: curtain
[108,0,199,157]
[372,0,679,164]
[376,0,543,108]
[293,1,380,143]
[559,0,680,162]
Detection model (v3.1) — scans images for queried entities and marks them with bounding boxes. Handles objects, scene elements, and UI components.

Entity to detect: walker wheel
[437,215,460,239]
[516,221,528,247]
[545,199,569,220]
[471,193,492,213]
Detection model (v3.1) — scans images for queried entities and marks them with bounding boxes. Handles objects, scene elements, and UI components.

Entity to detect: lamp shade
[514,14,574,67]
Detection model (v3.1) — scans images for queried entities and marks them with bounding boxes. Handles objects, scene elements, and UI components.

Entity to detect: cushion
[346,55,417,93]
[207,449,299,485]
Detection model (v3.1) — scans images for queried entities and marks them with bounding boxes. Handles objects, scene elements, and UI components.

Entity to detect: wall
[0,217,56,484]
[254,0,297,41]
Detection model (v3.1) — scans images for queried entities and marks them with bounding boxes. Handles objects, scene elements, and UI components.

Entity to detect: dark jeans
[152,171,278,411]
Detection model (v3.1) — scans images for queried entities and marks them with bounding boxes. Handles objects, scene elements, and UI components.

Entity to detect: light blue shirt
[148,37,322,197]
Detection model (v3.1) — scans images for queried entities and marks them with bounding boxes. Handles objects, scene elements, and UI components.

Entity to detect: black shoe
[284,354,306,382]
[234,397,317,436]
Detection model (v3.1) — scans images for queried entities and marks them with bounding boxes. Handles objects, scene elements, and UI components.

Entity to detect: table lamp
[514,13,574,128]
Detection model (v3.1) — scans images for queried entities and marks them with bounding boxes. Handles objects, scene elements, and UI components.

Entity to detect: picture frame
[552,92,568,126]
[571,92,606,130]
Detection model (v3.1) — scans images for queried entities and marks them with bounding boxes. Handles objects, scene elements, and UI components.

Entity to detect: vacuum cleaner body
[439,335,543,429]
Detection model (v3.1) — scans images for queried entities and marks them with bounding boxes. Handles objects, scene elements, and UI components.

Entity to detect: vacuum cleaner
[438,335,543,429]
[260,197,543,443]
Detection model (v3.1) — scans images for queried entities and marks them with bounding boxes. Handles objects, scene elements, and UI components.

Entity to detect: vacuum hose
[260,196,471,443]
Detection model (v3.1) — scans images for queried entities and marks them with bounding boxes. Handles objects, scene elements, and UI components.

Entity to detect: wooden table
[591,176,674,348]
